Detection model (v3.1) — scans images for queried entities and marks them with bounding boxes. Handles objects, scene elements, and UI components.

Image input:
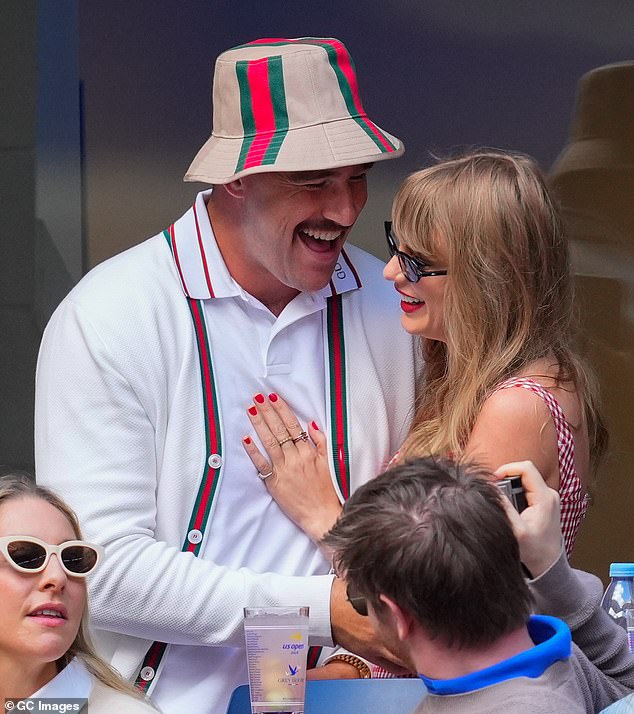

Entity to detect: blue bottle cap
[609,563,634,577]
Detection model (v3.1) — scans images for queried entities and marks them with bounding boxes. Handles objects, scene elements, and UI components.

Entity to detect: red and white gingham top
[490,376,588,557]
[372,376,587,679]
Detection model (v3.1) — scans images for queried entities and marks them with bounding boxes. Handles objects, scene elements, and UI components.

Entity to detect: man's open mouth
[297,227,344,253]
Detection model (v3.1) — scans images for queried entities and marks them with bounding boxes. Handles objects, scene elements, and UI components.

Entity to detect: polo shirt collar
[169,190,363,301]
[419,615,572,696]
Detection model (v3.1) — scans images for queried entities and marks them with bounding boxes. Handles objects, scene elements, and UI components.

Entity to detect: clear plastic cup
[244,606,310,714]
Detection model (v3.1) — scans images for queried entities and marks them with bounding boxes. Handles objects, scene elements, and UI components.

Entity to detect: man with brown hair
[325,458,634,712]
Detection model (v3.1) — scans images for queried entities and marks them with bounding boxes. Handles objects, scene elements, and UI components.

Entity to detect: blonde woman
[242,150,607,557]
[0,472,158,712]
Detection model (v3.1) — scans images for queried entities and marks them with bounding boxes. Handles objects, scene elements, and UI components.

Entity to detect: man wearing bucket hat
[35,38,418,713]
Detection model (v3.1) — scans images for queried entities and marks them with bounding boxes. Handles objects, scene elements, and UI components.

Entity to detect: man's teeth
[301,228,341,241]
[32,609,63,618]
[401,295,422,304]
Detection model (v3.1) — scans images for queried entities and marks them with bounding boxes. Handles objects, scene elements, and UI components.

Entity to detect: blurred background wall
[1,0,632,578]
[1,2,39,472]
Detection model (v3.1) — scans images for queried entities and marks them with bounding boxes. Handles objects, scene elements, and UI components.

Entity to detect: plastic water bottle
[601,563,634,654]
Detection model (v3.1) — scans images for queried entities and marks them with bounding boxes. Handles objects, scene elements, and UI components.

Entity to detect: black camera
[497,476,528,513]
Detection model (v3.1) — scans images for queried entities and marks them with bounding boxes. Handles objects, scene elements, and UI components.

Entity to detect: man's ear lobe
[379,594,413,642]
[222,178,245,198]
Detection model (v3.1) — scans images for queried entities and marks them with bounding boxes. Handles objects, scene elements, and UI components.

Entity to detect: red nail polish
[311,421,319,431]
[269,393,278,402]
[243,436,252,445]
[248,406,257,416]
[254,393,265,404]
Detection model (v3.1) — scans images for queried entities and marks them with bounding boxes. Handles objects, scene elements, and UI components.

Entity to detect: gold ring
[258,469,274,480]
[292,431,309,444]
[278,436,293,447]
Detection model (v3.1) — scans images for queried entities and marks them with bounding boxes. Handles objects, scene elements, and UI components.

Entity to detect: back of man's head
[323,457,533,650]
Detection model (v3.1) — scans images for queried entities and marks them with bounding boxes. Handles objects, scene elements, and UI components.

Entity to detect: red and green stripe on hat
[233,37,398,175]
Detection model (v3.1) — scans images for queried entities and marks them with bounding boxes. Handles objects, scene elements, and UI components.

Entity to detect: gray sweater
[414,552,634,713]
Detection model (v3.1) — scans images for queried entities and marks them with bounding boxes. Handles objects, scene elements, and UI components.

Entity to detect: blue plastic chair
[226,678,427,713]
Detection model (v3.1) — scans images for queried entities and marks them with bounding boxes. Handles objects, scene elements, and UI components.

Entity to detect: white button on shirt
[207,453,222,469]
[140,666,155,682]
[187,529,203,545]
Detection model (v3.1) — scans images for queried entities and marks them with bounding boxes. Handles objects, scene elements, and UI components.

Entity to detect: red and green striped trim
[134,641,167,693]
[307,645,323,670]
[238,38,396,154]
[305,298,349,670]
[193,201,215,298]
[183,298,222,550]
[327,294,350,501]
[165,224,188,295]
[235,55,289,173]
[295,296,350,673]
[135,229,223,692]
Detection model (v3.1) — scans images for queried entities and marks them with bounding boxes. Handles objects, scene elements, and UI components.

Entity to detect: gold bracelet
[327,654,372,679]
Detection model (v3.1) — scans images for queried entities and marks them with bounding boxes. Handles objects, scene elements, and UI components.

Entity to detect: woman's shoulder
[466,373,564,483]
[89,680,160,713]
[481,370,584,442]
[492,361,584,426]
[475,381,555,439]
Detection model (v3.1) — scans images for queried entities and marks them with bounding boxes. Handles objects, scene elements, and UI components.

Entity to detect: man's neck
[413,625,534,680]
[206,192,299,317]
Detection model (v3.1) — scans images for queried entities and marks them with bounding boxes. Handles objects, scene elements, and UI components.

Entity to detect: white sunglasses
[0,535,104,577]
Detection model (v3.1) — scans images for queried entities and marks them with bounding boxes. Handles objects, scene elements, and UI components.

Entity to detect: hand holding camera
[494,461,563,579]
[496,475,529,513]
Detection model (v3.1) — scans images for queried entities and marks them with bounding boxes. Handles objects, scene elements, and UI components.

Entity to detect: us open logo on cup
[279,632,305,685]
[282,632,305,651]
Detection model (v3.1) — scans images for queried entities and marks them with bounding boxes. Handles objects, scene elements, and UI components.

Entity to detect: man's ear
[222,178,246,199]
[378,594,414,642]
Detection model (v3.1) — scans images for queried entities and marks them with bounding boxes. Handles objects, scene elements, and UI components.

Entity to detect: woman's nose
[38,553,67,591]
[383,255,401,281]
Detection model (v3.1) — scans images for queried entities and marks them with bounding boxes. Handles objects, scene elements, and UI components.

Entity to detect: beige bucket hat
[184,37,404,184]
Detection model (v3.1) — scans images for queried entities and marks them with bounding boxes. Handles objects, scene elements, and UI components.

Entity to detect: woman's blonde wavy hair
[393,150,607,471]
[0,471,144,699]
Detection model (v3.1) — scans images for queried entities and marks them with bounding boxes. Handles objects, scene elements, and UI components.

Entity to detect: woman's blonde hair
[0,471,144,699]
[393,150,607,469]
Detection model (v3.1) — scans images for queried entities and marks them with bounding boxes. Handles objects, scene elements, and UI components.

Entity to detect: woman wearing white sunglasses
[0,472,158,712]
